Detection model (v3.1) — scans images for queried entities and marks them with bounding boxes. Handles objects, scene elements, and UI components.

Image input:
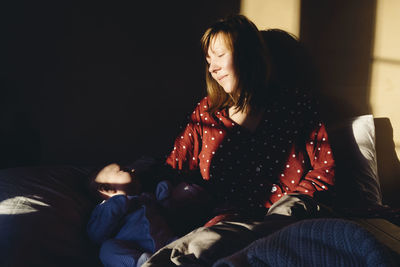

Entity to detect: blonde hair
[201,15,269,114]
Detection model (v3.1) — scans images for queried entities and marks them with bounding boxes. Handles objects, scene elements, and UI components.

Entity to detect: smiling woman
[142,14,336,266]
[201,15,268,115]
[206,34,237,94]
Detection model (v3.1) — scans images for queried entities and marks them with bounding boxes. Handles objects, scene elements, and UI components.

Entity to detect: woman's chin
[222,87,234,94]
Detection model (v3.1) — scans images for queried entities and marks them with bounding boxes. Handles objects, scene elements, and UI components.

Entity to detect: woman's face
[206,33,238,94]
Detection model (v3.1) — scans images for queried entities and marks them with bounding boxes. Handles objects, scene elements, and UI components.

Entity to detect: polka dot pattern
[166,93,335,212]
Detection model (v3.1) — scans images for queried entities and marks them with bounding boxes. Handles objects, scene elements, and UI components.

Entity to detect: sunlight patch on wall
[240,0,300,37]
[370,0,400,157]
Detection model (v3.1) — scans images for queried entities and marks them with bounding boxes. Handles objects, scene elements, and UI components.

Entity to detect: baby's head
[89,163,142,201]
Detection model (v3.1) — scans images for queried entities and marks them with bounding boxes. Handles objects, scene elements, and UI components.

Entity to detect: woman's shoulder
[192,96,211,114]
[198,96,210,109]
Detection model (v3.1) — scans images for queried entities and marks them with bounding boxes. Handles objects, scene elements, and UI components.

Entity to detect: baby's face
[93,163,141,200]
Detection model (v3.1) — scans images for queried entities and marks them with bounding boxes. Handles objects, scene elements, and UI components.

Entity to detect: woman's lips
[217,75,227,81]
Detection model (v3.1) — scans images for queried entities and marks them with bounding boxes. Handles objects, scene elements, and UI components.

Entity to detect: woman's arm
[268,123,335,205]
[165,99,204,172]
[296,123,335,194]
[162,98,212,187]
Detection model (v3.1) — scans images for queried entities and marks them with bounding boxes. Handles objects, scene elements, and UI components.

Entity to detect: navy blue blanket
[214,218,395,267]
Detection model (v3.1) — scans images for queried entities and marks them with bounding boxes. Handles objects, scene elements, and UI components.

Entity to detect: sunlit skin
[207,33,264,132]
[93,163,141,200]
[206,33,238,94]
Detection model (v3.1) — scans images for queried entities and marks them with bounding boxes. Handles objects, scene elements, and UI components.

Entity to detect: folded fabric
[213,218,394,267]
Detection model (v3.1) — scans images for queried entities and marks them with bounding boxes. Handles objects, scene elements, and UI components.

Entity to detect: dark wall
[1,0,391,170]
[300,1,400,207]
[1,1,240,168]
[300,0,377,123]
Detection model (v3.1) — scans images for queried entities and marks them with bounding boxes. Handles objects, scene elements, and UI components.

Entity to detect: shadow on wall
[299,1,400,206]
[0,1,240,168]
[0,85,41,168]
[299,0,377,123]
[0,112,41,169]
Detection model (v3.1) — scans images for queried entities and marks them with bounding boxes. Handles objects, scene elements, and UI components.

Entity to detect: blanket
[213,218,395,267]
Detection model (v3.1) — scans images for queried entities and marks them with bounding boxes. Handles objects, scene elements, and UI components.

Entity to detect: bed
[0,115,399,266]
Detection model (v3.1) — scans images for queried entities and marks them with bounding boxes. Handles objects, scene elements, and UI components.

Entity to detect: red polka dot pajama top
[165,92,335,218]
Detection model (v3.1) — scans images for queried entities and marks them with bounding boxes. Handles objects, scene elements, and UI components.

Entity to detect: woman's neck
[228,105,265,133]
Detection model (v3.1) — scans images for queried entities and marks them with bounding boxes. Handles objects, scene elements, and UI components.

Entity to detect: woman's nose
[208,61,220,73]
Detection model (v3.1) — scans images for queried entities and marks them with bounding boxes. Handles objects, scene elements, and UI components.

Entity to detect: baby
[87,157,209,267]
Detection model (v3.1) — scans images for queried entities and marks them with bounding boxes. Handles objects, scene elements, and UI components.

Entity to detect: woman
[143,14,335,266]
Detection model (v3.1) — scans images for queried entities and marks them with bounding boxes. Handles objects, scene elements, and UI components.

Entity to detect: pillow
[327,114,383,208]
[0,165,102,267]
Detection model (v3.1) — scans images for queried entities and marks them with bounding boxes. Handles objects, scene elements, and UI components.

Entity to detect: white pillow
[351,115,382,204]
[328,114,383,207]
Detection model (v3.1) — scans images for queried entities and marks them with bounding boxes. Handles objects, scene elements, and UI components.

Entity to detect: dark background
[0,0,388,169]
[0,0,242,167]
